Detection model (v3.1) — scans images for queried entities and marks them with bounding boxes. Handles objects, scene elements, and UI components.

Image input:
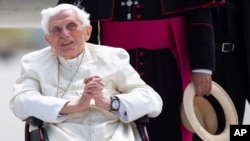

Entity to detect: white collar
[58,51,85,67]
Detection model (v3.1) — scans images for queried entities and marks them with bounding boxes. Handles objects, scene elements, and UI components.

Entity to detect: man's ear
[45,35,54,50]
[85,25,92,41]
[45,35,50,45]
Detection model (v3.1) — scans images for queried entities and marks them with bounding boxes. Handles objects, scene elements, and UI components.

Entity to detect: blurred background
[0,0,56,140]
[0,0,249,141]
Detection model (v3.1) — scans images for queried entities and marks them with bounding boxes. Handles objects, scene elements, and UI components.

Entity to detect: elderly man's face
[45,9,92,59]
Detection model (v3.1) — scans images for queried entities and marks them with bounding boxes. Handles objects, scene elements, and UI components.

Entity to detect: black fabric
[186,8,215,70]
[88,21,99,44]
[57,0,114,21]
[212,0,249,125]
[194,0,250,140]
[242,0,250,103]
[162,0,224,14]
[112,0,175,20]
[57,0,223,20]
[212,1,243,43]
[128,48,183,140]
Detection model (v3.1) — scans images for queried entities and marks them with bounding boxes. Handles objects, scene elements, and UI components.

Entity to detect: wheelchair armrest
[26,117,44,126]
[135,115,149,124]
[135,115,150,141]
[25,117,48,141]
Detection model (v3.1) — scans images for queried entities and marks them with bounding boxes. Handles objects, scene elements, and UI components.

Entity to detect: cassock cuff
[192,69,212,75]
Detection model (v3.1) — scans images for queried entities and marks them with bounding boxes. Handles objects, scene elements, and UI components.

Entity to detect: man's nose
[60,28,70,37]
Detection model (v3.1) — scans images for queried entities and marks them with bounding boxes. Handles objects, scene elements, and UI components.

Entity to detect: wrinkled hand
[82,75,110,110]
[191,72,212,96]
[60,75,111,114]
[83,75,104,95]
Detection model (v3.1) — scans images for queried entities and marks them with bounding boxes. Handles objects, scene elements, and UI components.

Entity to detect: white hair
[41,4,90,34]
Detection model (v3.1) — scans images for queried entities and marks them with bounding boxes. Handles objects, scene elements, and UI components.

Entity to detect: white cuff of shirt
[192,69,212,75]
[117,100,129,122]
[56,114,69,122]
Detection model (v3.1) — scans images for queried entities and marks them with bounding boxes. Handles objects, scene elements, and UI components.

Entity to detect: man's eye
[68,23,76,30]
[52,27,61,34]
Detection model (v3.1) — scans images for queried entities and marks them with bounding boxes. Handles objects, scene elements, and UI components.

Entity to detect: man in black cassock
[194,0,250,140]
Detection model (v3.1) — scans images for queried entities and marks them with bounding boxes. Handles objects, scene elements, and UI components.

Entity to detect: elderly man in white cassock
[9,4,163,141]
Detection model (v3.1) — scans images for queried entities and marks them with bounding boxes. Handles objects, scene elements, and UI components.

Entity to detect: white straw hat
[181,81,238,141]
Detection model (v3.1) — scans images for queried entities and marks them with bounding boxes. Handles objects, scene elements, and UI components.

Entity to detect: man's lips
[61,41,73,46]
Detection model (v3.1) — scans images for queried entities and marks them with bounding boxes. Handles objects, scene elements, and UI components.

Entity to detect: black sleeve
[57,0,75,5]
[185,8,215,71]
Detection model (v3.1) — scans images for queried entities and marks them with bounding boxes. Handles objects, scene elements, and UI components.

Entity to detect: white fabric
[9,43,163,141]
[192,69,212,75]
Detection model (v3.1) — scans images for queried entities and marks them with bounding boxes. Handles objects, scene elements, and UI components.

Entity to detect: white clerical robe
[9,43,163,141]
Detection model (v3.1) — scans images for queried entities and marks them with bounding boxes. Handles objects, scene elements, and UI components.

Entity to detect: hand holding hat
[181,81,238,141]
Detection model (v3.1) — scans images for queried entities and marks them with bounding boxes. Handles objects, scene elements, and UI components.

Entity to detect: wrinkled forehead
[48,9,79,26]
[50,9,76,22]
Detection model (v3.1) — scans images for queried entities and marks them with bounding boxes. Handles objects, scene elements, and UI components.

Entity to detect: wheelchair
[25,115,150,141]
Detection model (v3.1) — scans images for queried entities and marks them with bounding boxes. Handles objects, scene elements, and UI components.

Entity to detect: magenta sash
[101,19,175,50]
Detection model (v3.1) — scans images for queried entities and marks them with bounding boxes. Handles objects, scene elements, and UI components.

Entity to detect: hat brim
[181,96,218,134]
[181,81,238,140]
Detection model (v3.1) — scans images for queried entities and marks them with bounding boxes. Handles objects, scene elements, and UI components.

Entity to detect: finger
[205,81,212,96]
[84,76,92,84]
[85,84,103,95]
[195,86,202,96]
[88,81,103,90]
[84,75,101,84]
[91,77,104,86]
[86,80,104,91]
